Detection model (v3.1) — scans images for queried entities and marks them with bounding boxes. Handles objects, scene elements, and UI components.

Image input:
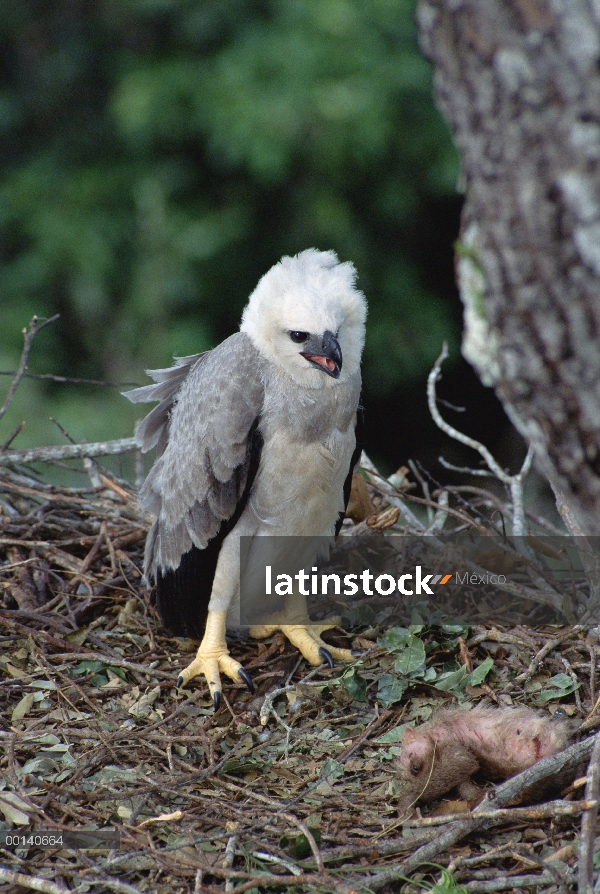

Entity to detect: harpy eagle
[125,249,367,706]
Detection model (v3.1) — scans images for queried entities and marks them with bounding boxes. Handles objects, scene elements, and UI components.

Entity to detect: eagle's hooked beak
[301,330,342,379]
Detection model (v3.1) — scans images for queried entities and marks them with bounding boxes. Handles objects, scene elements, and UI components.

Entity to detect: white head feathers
[240,249,367,388]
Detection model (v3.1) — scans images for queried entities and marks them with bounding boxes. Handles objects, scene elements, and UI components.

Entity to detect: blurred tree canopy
[0,0,459,460]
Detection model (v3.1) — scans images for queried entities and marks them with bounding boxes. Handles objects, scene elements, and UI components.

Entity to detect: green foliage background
[0,0,459,463]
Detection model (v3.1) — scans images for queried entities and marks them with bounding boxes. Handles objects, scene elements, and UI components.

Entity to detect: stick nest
[1,462,599,894]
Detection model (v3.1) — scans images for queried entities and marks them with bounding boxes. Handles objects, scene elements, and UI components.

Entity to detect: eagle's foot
[249,621,354,667]
[177,610,254,707]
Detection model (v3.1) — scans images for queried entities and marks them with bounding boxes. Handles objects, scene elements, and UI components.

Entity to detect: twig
[200,869,356,894]
[579,731,600,894]
[403,490,489,533]
[428,344,509,482]
[511,627,583,687]
[1,420,26,451]
[281,814,325,873]
[0,314,60,424]
[439,456,494,477]
[73,879,144,894]
[463,870,576,893]
[427,344,534,536]
[0,437,139,466]
[404,799,591,826]
[0,370,138,387]
[360,451,426,532]
[259,669,330,726]
[253,850,303,875]
[408,459,433,523]
[0,867,69,894]
[426,489,449,533]
[223,834,238,892]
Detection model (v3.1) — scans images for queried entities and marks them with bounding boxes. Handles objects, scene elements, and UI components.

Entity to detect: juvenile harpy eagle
[125,249,367,705]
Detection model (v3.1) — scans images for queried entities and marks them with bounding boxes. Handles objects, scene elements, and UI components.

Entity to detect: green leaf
[536,673,580,703]
[378,627,411,652]
[76,660,107,674]
[434,666,467,693]
[431,868,469,893]
[321,759,344,781]
[108,667,127,681]
[374,723,413,745]
[468,657,494,686]
[341,668,367,702]
[294,827,321,859]
[376,673,407,708]
[393,635,426,676]
[220,758,264,775]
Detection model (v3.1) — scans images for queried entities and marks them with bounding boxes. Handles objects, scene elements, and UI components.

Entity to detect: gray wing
[126,352,209,457]
[124,332,265,578]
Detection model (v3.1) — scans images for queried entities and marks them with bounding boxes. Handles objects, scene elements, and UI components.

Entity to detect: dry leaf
[0,792,31,825]
[11,692,35,723]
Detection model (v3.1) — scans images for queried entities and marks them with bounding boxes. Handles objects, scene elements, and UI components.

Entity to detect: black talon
[238,667,255,693]
[318,647,335,668]
[176,675,185,689]
[213,690,221,710]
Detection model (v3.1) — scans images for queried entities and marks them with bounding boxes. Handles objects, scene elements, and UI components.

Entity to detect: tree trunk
[417,0,600,535]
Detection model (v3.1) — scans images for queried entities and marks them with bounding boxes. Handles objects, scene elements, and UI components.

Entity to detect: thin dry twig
[0,437,139,466]
[428,343,534,536]
[0,867,69,894]
[0,370,138,387]
[579,731,600,894]
[1,420,26,451]
[0,314,60,425]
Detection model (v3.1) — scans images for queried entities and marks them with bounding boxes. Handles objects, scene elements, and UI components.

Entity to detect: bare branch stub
[0,370,139,387]
[1,420,26,451]
[0,436,139,466]
[427,344,533,536]
[579,731,600,894]
[0,314,60,425]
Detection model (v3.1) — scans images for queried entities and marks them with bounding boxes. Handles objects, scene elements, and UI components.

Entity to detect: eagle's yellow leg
[177,610,254,707]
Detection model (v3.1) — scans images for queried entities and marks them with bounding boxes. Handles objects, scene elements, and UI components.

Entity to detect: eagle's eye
[289,331,309,344]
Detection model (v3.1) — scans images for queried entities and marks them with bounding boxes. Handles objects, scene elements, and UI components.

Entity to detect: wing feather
[125,353,208,456]
[124,333,266,580]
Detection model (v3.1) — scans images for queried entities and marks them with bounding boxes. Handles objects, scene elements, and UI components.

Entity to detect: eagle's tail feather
[155,543,218,638]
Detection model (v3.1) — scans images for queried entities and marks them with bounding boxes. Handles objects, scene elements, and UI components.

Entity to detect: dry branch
[579,730,600,894]
[0,437,139,466]
[0,315,60,424]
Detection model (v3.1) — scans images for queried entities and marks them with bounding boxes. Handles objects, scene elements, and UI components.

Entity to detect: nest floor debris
[1,462,599,894]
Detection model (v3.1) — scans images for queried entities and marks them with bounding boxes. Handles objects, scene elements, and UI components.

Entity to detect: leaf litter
[0,462,599,894]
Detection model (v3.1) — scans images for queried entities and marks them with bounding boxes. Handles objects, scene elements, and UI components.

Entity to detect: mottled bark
[417,1,600,534]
